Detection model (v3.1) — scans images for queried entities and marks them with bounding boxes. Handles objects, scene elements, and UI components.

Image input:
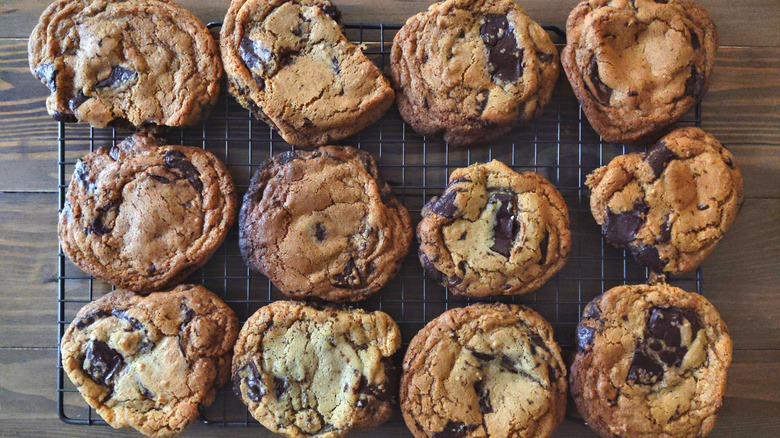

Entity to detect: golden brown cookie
[220,0,394,147]
[232,301,401,438]
[58,133,237,291]
[401,303,567,438]
[417,160,570,297]
[238,146,412,302]
[390,0,559,146]
[29,0,222,128]
[586,127,743,274]
[571,284,732,438]
[60,284,239,437]
[561,0,717,144]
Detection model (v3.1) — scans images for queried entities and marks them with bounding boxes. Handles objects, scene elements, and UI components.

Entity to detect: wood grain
[2,0,779,46]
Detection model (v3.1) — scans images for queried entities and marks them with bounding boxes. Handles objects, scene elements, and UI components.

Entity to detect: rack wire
[57,23,702,429]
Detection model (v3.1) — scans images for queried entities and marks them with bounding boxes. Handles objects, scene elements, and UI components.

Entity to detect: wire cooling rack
[57,23,702,429]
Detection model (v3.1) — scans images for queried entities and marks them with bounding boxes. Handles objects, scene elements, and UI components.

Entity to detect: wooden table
[1,1,778,436]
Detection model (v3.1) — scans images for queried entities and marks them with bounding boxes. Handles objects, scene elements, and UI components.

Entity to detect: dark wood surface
[1,1,779,437]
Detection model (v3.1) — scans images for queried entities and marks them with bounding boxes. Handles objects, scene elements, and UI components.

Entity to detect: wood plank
[2,348,778,436]
[3,0,779,46]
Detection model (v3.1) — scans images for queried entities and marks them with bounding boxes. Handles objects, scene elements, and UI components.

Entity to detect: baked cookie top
[390,0,558,147]
[571,284,732,438]
[220,0,394,147]
[418,160,570,297]
[586,127,743,274]
[59,133,237,291]
[29,0,222,128]
[60,284,239,437]
[562,0,717,144]
[232,301,401,438]
[239,146,412,302]
[401,303,567,438]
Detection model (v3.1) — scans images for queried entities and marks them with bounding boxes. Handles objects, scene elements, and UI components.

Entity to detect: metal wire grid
[57,23,703,428]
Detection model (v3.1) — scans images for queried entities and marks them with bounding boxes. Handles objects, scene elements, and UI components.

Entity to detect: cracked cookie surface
[232,301,401,438]
[29,0,222,128]
[60,284,239,437]
[239,146,412,302]
[58,133,237,291]
[401,303,566,438]
[417,160,570,297]
[220,0,394,147]
[561,0,717,144]
[585,127,743,274]
[390,0,559,147]
[571,284,731,438]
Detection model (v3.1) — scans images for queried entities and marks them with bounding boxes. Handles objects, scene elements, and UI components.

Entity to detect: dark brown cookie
[220,0,394,147]
[58,133,237,291]
[239,146,412,302]
[562,0,717,144]
[29,0,222,128]
[586,127,743,274]
[571,284,731,438]
[390,0,559,146]
[61,284,239,437]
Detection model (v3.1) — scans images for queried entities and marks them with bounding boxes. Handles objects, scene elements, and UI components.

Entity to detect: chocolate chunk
[690,29,701,51]
[576,324,597,352]
[83,340,125,386]
[447,177,470,187]
[627,349,664,384]
[330,56,340,74]
[110,309,144,331]
[331,258,364,288]
[314,222,327,242]
[164,150,203,193]
[179,304,195,332]
[432,420,478,438]
[320,4,342,22]
[139,382,155,399]
[52,110,77,123]
[470,351,495,362]
[697,204,710,211]
[475,89,489,115]
[583,300,602,320]
[74,310,109,330]
[428,189,461,219]
[473,379,493,414]
[499,355,519,374]
[645,140,676,179]
[587,56,612,105]
[630,245,666,272]
[149,175,172,184]
[34,63,57,92]
[724,155,735,169]
[233,362,265,402]
[239,37,272,74]
[684,66,704,99]
[95,66,136,89]
[480,15,523,83]
[646,307,700,366]
[90,201,118,236]
[420,252,462,287]
[657,217,672,243]
[273,376,288,398]
[73,160,94,192]
[489,192,517,257]
[69,90,89,111]
[538,230,549,265]
[604,203,647,246]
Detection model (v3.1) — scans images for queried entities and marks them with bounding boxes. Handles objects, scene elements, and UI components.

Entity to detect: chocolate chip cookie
[29,0,222,128]
[571,284,731,438]
[417,160,570,297]
[239,146,412,302]
[586,127,743,274]
[61,284,239,437]
[390,0,559,147]
[401,303,567,438]
[59,133,237,291]
[562,0,717,144]
[232,301,401,438]
[220,0,394,147]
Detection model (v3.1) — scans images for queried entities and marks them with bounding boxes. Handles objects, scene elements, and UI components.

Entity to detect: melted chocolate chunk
[239,37,272,75]
[34,63,57,92]
[583,300,602,320]
[657,217,672,243]
[331,258,364,288]
[52,110,77,123]
[576,324,597,352]
[84,340,125,386]
[587,56,613,105]
[470,350,495,362]
[724,155,735,169]
[473,379,493,414]
[433,420,479,438]
[139,382,155,399]
[164,150,203,193]
[420,252,462,287]
[480,15,523,83]
[697,204,710,211]
[428,189,460,218]
[90,200,118,236]
[320,4,342,22]
[498,355,519,374]
[604,202,648,246]
[233,362,265,402]
[110,309,144,331]
[684,66,704,98]
[330,56,340,74]
[489,192,517,257]
[645,140,676,179]
[630,244,666,272]
[314,222,327,242]
[690,29,701,51]
[149,175,172,184]
[74,310,109,330]
[95,66,136,89]
[67,90,89,112]
[73,160,94,191]
[179,303,195,332]
[273,376,288,398]
[627,349,664,384]
[538,230,549,265]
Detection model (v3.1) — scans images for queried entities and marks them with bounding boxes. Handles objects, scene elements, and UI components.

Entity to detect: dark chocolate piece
[489,192,517,257]
[587,56,612,105]
[433,420,479,438]
[164,150,203,193]
[480,15,523,83]
[83,340,125,386]
[95,66,136,89]
[645,140,676,179]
